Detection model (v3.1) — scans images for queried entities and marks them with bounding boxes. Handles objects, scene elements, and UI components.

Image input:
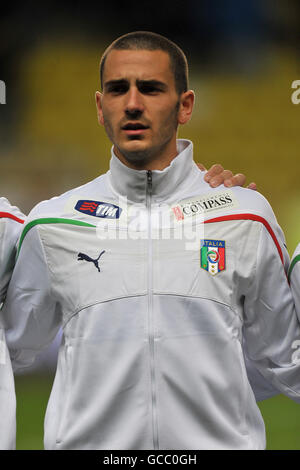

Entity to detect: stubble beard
[103,101,180,169]
[116,136,173,169]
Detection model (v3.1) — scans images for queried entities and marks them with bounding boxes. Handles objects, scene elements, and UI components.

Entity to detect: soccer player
[0,198,24,449]
[0,171,251,449]
[2,31,300,450]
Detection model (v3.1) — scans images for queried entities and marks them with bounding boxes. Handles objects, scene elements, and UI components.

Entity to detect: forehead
[103,49,175,85]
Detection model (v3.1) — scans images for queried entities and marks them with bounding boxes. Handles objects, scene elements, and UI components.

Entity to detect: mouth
[121,122,150,136]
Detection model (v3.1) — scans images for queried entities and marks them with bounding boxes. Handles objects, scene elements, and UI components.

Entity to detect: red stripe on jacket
[0,212,25,225]
[204,213,284,265]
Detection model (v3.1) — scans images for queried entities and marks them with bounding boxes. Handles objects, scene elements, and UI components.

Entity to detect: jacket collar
[108,139,199,204]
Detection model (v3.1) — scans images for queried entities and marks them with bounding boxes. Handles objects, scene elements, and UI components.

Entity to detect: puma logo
[77,250,105,272]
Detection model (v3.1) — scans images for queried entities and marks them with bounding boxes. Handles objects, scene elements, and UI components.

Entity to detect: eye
[138,83,162,95]
[111,86,128,95]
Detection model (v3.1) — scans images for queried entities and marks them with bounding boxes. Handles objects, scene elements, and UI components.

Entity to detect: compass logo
[0,80,6,104]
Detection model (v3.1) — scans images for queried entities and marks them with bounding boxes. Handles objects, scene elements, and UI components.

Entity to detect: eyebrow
[103,79,168,91]
[103,79,127,91]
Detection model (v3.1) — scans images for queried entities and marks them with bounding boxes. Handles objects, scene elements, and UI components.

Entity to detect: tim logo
[75,200,122,219]
[0,81,6,104]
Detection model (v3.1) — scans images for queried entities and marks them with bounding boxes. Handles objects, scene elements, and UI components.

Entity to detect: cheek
[101,100,120,122]
[156,107,178,132]
[101,108,118,132]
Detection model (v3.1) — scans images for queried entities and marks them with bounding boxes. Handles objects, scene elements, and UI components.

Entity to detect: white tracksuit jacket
[3,139,300,450]
[290,244,300,319]
[0,198,24,449]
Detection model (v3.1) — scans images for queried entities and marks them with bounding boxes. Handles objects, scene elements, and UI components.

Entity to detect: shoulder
[17,175,109,255]
[187,180,285,253]
[27,174,109,221]
[0,197,25,224]
[0,199,25,298]
[0,198,25,248]
[187,174,279,226]
[292,243,300,260]
[212,186,285,249]
[225,186,278,225]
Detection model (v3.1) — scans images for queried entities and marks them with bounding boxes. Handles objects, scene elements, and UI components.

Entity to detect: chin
[122,140,148,153]
[120,143,152,166]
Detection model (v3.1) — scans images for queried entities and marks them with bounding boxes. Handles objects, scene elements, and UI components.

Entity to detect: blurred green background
[1,0,300,450]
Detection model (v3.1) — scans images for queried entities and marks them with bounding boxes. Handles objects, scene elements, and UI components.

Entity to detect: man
[0,172,250,450]
[2,31,300,450]
[0,198,24,449]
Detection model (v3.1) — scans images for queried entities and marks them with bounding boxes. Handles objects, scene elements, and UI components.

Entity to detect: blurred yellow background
[1,39,299,252]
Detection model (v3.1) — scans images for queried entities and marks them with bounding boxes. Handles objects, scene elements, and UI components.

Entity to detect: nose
[125,86,144,117]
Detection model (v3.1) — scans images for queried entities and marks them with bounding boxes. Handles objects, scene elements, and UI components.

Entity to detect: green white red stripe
[201,239,225,276]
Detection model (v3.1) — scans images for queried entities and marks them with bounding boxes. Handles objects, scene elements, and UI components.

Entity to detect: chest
[39,217,259,320]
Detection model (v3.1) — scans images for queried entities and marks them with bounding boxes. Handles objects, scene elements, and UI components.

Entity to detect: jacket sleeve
[0,198,25,449]
[242,344,278,401]
[1,221,62,372]
[0,198,25,302]
[243,224,300,402]
[290,243,300,319]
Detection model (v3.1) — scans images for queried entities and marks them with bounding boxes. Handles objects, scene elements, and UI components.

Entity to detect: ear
[177,90,195,125]
[95,91,104,126]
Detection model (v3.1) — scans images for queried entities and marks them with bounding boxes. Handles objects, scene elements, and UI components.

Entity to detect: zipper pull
[147,170,152,192]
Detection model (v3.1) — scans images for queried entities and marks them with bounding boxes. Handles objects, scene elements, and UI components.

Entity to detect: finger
[204,164,224,182]
[196,163,207,171]
[247,182,257,191]
[223,173,246,188]
[209,170,234,187]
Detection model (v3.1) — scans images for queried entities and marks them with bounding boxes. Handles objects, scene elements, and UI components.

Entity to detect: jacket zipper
[146,170,159,449]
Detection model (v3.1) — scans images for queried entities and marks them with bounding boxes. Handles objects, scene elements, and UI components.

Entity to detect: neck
[109,139,197,204]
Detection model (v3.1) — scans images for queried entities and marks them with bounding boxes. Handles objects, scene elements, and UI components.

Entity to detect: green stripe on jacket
[17,218,95,257]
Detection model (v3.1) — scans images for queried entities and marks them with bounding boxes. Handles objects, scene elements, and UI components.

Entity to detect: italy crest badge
[200,239,226,276]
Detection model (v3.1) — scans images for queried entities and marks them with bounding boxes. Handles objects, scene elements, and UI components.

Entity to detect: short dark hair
[100,31,189,95]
